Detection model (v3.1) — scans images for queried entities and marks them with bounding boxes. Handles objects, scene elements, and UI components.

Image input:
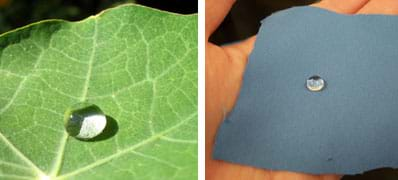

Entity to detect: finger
[222,36,257,64]
[206,0,236,40]
[270,170,342,180]
[312,0,370,14]
[357,0,398,14]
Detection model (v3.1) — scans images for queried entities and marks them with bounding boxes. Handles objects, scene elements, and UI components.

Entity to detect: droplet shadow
[81,115,118,142]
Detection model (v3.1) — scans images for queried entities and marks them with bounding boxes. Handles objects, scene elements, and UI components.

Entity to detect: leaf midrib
[50,18,99,177]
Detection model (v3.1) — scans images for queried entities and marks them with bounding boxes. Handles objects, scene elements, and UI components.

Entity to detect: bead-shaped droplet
[64,103,106,139]
[306,75,325,92]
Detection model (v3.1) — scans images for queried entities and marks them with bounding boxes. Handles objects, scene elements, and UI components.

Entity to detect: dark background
[1,0,397,179]
[210,0,315,45]
[0,0,197,34]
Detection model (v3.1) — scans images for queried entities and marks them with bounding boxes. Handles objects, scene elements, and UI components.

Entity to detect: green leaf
[0,4,197,180]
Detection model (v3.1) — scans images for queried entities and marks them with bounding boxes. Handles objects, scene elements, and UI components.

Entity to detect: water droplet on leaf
[64,103,107,139]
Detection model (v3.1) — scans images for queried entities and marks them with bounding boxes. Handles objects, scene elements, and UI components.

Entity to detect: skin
[206,0,398,179]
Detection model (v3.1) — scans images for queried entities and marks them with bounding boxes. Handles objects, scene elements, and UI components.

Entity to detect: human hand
[205,0,394,179]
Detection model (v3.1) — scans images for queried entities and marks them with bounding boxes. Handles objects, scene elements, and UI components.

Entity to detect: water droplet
[306,75,325,92]
[64,103,107,139]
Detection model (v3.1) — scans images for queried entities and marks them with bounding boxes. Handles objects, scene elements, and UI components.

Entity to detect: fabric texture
[213,6,398,175]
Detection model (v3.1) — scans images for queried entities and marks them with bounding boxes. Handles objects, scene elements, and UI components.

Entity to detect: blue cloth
[213,6,398,175]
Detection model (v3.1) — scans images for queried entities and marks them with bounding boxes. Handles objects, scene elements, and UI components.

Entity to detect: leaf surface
[0,4,197,180]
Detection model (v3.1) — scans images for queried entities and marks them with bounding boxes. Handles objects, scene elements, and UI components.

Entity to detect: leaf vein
[80,19,99,102]
[0,77,27,114]
[160,136,197,144]
[0,132,45,176]
[0,160,32,170]
[51,18,99,177]
[0,174,34,180]
[131,151,180,169]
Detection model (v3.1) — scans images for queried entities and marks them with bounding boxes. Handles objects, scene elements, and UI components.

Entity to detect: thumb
[222,36,257,64]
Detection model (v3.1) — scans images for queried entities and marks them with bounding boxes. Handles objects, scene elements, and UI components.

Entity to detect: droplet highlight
[64,103,107,139]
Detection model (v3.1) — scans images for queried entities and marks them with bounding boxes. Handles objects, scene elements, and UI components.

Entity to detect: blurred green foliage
[0,0,198,34]
[0,0,135,34]
[0,0,196,34]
